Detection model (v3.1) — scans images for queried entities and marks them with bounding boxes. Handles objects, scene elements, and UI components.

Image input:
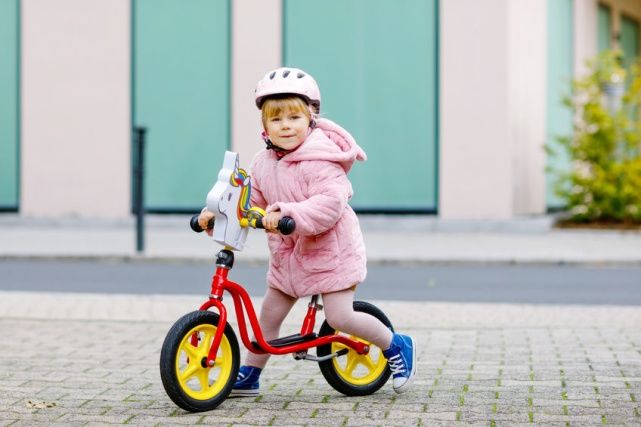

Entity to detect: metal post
[133,127,147,253]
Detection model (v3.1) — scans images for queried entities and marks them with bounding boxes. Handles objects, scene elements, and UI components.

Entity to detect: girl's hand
[198,208,215,232]
[263,211,282,232]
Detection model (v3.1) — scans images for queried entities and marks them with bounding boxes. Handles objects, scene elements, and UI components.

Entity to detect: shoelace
[388,354,406,375]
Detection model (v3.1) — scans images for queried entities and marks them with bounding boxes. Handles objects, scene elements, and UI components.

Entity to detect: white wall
[21,0,130,218]
[440,0,512,219]
[574,0,598,77]
[440,0,547,219]
[508,0,547,215]
[231,0,282,169]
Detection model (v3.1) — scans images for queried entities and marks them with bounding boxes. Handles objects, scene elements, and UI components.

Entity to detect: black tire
[317,301,393,396]
[160,310,239,412]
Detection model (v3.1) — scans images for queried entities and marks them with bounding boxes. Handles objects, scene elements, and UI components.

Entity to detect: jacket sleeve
[249,156,268,210]
[267,161,351,236]
[250,177,267,210]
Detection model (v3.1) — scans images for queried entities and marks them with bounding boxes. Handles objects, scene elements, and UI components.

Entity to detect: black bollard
[133,127,147,253]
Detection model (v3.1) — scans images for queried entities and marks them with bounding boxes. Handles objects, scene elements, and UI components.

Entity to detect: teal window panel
[598,4,612,52]
[546,0,573,208]
[620,15,639,69]
[284,0,438,212]
[133,0,229,211]
[0,0,19,209]
[620,16,639,119]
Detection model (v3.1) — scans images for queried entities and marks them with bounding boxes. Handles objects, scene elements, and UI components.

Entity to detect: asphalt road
[1,259,640,305]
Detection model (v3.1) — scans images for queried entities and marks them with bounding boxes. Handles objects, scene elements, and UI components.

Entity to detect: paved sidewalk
[1,214,641,264]
[1,214,640,425]
[1,291,641,425]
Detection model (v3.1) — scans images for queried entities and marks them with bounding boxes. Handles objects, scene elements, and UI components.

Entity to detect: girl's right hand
[198,208,215,233]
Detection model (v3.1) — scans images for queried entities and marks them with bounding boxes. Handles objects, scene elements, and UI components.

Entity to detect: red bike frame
[197,262,370,367]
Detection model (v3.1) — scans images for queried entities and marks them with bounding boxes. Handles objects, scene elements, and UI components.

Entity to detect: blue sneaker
[382,334,417,393]
[229,365,261,397]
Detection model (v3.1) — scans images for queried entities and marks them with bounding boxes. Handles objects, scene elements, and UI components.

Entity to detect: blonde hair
[261,96,312,128]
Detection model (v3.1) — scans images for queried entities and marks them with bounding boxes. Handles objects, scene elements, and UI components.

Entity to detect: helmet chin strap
[261,131,288,152]
[262,120,316,152]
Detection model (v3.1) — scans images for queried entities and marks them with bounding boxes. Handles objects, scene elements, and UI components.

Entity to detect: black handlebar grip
[189,214,215,233]
[190,214,203,232]
[255,216,296,235]
[277,217,296,235]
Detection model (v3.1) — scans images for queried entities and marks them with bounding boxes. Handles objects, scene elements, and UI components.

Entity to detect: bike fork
[199,297,228,367]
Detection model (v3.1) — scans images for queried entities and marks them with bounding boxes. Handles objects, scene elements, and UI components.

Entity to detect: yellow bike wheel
[330,336,388,386]
[317,301,392,396]
[160,311,239,412]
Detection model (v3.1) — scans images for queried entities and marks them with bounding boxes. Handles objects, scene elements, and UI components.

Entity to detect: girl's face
[264,107,311,151]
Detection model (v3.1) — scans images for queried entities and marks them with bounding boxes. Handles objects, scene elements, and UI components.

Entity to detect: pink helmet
[255,67,321,112]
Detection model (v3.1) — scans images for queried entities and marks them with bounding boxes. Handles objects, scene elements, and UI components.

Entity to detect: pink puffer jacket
[250,118,367,298]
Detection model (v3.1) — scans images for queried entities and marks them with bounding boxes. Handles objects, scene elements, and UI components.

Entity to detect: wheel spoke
[344,353,359,376]
[360,354,377,371]
[333,342,348,352]
[197,369,210,391]
[201,330,213,354]
[179,362,200,382]
[183,342,199,360]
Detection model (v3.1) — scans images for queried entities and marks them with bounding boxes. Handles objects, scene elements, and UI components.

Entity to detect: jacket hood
[281,118,367,173]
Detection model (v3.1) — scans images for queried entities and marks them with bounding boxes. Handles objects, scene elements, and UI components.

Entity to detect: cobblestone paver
[1,291,640,425]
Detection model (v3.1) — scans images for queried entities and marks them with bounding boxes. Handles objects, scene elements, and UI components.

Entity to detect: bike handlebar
[253,216,296,235]
[190,214,295,235]
[190,215,213,233]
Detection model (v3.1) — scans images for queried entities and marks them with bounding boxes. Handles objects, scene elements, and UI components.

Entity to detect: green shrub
[551,50,641,223]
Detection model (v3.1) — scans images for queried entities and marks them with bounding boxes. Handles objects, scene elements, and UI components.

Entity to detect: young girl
[198,67,416,395]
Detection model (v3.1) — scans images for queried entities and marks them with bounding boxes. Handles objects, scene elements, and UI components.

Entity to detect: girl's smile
[265,111,310,151]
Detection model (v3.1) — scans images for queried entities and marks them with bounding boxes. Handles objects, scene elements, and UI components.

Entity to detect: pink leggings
[245,286,394,369]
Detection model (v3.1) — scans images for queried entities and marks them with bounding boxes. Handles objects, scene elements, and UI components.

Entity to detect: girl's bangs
[262,96,309,119]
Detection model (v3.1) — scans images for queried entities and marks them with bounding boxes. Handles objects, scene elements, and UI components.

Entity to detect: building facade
[0,0,638,219]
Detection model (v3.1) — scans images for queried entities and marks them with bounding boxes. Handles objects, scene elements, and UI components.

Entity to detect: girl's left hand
[263,211,282,232]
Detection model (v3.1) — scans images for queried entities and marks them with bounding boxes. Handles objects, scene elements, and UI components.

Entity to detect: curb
[2,253,641,267]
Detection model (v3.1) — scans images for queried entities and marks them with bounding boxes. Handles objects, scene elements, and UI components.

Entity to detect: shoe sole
[393,336,417,394]
[228,389,259,398]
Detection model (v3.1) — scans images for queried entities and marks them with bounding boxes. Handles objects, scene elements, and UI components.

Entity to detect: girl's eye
[290,115,300,120]
[270,117,280,122]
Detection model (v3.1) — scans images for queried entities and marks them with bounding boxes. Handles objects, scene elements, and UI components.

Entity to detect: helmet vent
[269,71,276,79]
[282,70,291,78]
[297,72,305,78]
